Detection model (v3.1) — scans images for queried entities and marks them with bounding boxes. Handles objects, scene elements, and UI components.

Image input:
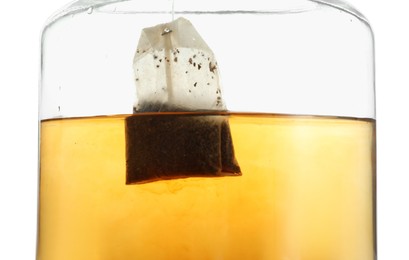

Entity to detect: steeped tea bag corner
[133,17,226,112]
[126,17,241,184]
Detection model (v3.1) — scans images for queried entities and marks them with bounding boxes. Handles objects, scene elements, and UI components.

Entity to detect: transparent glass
[38,0,376,259]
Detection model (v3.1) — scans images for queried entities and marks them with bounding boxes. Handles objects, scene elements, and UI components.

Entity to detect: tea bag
[126,17,241,184]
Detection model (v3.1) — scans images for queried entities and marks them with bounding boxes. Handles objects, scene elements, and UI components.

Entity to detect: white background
[0,0,408,259]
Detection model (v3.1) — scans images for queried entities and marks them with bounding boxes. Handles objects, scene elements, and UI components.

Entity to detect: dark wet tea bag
[126,18,241,184]
[126,114,241,184]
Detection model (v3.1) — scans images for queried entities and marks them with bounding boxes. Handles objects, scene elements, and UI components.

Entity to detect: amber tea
[37,113,375,260]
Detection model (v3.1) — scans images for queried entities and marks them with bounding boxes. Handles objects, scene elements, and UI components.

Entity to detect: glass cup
[38,0,376,259]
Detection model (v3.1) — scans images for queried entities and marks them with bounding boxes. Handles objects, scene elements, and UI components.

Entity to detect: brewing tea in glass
[38,0,376,259]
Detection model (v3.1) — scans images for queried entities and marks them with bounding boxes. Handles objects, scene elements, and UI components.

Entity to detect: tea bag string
[163,0,175,106]
[172,0,175,21]
[162,28,174,104]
